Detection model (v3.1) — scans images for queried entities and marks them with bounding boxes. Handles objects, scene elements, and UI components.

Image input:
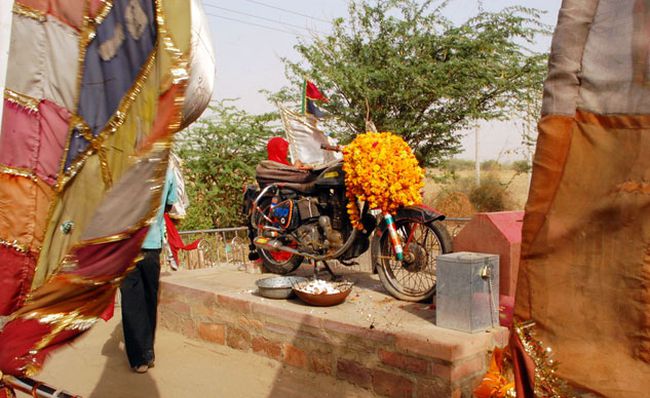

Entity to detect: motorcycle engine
[295,223,324,251]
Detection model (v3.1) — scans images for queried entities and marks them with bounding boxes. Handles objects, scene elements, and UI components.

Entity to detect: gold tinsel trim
[23,311,98,331]
[97,144,113,188]
[92,0,113,25]
[0,165,37,181]
[57,40,158,189]
[21,0,189,375]
[12,3,46,22]
[0,238,28,253]
[4,89,39,113]
[514,321,577,398]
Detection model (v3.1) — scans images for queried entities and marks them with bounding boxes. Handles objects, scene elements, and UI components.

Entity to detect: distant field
[422,167,530,217]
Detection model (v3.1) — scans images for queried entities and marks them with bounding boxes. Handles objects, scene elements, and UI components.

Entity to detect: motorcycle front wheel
[376,220,452,302]
[253,199,304,275]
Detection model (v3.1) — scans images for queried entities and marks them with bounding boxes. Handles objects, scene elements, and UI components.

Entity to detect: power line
[205,0,333,25]
[205,12,306,37]
[204,4,326,35]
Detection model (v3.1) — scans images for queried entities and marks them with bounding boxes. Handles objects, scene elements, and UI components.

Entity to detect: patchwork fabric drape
[514,0,650,396]
[0,0,210,388]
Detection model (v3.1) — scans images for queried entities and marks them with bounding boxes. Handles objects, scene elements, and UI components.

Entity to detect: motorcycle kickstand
[321,260,342,281]
[310,259,319,279]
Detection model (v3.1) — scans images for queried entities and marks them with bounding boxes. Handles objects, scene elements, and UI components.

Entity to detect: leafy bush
[445,158,475,173]
[511,159,531,174]
[432,191,476,218]
[480,159,501,171]
[176,101,276,230]
[469,174,513,212]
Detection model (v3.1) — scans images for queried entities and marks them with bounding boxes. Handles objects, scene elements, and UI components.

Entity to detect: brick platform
[159,265,508,398]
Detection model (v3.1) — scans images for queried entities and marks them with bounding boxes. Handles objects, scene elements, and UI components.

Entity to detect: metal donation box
[436,252,500,333]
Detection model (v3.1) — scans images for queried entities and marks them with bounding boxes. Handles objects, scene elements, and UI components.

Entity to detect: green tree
[279,0,548,166]
[176,101,276,229]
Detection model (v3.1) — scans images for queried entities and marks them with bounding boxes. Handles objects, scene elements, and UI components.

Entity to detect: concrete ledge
[159,265,508,398]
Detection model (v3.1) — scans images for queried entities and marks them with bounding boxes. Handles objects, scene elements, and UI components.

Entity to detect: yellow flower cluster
[343,132,424,229]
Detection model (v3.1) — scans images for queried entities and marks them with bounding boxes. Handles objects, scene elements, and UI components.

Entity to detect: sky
[203,0,563,161]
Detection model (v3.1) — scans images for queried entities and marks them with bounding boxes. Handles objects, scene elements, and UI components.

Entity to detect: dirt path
[36,306,373,398]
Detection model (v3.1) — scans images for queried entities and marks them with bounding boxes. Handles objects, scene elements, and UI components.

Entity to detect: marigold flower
[343,132,424,229]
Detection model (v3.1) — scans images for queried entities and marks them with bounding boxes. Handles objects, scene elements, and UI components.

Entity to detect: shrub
[445,158,475,173]
[480,159,501,171]
[432,191,476,218]
[469,174,513,212]
[511,159,531,174]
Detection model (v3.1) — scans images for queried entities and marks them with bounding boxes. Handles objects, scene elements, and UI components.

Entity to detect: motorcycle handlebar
[320,143,342,152]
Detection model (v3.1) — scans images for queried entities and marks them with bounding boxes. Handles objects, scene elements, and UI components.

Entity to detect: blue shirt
[142,168,177,249]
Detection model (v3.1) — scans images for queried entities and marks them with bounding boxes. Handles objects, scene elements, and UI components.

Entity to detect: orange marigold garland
[342,132,424,229]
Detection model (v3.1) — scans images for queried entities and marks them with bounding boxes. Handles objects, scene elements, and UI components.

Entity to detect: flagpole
[300,79,306,115]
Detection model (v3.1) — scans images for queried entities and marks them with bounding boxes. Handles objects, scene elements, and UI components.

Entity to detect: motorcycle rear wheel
[253,199,304,275]
[377,220,452,302]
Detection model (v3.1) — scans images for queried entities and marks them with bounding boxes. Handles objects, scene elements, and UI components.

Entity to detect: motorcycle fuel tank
[315,163,345,187]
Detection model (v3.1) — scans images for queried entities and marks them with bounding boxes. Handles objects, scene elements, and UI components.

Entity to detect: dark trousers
[120,249,161,368]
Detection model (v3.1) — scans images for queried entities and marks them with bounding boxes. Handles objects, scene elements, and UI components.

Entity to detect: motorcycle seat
[256,160,317,193]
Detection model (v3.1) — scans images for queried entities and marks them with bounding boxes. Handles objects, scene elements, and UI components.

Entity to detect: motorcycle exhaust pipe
[254,229,360,261]
[253,237,302,257]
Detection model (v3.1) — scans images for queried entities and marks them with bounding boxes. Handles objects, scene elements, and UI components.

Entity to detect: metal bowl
[255,276,308,299]
[292,280,354,307]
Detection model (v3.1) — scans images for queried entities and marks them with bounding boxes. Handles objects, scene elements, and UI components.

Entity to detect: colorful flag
[279,106,341,167]
[0,0,213,389]
[510,1,650,397]
[301,80,327,118]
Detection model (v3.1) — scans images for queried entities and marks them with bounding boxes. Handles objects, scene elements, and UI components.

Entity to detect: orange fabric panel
[137,84,181,152]
[16,0,104,30]
[14,0,47,12]
[516,115,574,318]
[49,0,85,30]
[0,174,54,251]
[515,111,650,397]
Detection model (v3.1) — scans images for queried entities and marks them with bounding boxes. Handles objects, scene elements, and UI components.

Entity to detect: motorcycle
[243,146,452,302]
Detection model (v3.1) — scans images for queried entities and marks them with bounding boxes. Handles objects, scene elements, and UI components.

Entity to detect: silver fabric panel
[541,0,599,116]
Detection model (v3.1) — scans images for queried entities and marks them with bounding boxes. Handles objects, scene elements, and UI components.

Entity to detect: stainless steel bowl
[255,276,308,299]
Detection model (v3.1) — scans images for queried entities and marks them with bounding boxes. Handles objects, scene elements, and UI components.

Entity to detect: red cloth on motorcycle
[267,137,290,165]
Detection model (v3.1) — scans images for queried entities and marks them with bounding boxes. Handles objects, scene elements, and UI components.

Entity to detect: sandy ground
[35,304,374,398]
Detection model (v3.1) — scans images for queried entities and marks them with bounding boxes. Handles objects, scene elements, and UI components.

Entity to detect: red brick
[217,294,252,313]
[252,337,282,360]
[378,349,428,375]
[395,331,495,362]
[180,318,197,339]
[416,379,450,398]
[237,316,264,332]
[395,332,455,361]
[429,360,451,379]
[450,354,486,382]
[283,343,307,368]
[251,301,323,328]
[264,322,297,340]
[198,323,225,345]
[226,326,251,351]
[308,351,334,375]
[336,359,372,389]
[325,319,395,344]
[371,368,414,398]
[161,300,191,316]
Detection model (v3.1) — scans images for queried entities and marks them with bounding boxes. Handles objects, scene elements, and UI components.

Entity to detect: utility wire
[205,12,306,37]
[204,4,326,35]
[205,0,333,25]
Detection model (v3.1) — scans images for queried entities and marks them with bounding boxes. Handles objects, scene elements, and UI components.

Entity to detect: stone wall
[159,280,508,398]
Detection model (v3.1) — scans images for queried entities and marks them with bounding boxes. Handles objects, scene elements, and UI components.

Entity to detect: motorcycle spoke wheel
[254,199,303,275]
[377,220,451,302]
